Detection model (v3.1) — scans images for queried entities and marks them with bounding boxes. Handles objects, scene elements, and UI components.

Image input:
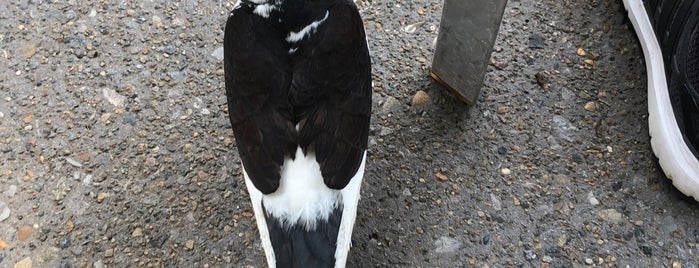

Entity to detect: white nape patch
[333,151,366,268]
[262,147,341,230]
[242,168,277,268]
[286,11,330,43]
[253,3,276,18]
[288,47,298,54]
[232,0,242,10]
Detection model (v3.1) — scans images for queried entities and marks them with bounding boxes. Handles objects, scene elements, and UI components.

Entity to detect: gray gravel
[1,0,698,267]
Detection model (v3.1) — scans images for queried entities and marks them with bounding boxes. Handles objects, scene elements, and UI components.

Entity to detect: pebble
[102,88,126,107]
[584,101,597,112]
[598,209,624,224]
[490,194,502,211]
[587,192,600,205]
[19,44,36,59]
[528,33,545,49]
[542,256,553,263]
[60,236,71,249]
[14,257,32,268]
[132,227,143,237]
[185,240,195,250]
[500,168,512,175]
[93,260,104,268]
[412,90,429,106]
[97,192,109,203]
[104,248,114,257]
[576,48,586,56]
[435,172,448,182]
[434,236,461,253]
[65,157,83,168]
[211,47,224,61]
[403,21,425,33]
[18,226,32,241]
[513,197,521,206]
[0,202,9,222]
[661,216,678,234]
[0,239,8,250]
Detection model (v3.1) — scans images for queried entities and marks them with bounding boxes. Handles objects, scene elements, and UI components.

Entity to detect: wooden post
[430,0,508,105]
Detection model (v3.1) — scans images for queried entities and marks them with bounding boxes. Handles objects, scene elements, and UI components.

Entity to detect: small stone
[584,101,597,112]
[20,44,36,59]
[585,258,593,265]
[528,33,545,49]
[500,168,511,175]
[132,227,143,237]
[65,220,74,233]
[402,188,412,196]
[22,113,34,124]
[104,248,114,257]
[598,209,624,224]
[102,88,126,107]
[242,211,253,218]
[60,236,71,249]
[211,47,224,61]
[542,256,553,263]
[97,192,109,203]
[185,240,194,250]
[435,172,448,182]
[93,260,104,268]
[576,48,586,56]
[0,202,9,222]
[513,197,521,206]
[672,260,682,268]
[18,226,32,241]
[662,216,678,234]
[434,236,461,253]
[490,194,502,211]
[587,192,600,205]
[14,257,32,268]
[584,59,594,65]
[223,137,233,146]
[66,157,83,168]
[0,239,8,250]
[412,90,429,106]
[558,234,567,247]
[100,113,112,123]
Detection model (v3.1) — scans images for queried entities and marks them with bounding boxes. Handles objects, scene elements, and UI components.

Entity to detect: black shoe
[623,0,699,200]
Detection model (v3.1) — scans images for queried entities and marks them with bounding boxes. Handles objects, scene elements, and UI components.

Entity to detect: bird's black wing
[224,7,297,194]
[292,2,372,189]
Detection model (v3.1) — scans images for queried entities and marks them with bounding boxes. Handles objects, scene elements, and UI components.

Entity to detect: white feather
[334,151,366,268]
[243,168,277,268]
[263,147,341,230]
[286,11,330,43]
[253,3,276,18]
[243,150,367,268]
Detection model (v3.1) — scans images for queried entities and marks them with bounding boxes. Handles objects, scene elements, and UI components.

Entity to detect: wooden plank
[430,0,508,105]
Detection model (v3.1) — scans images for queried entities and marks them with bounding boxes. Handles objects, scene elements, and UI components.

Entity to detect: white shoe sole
[623,0,699,200]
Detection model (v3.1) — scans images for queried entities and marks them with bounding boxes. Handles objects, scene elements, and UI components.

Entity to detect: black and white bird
[223,0,371,266]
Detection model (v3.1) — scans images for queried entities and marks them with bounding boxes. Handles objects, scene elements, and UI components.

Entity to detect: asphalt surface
[1,0,698,267]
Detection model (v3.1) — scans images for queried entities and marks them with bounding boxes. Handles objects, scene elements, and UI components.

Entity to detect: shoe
[623,0,699,200]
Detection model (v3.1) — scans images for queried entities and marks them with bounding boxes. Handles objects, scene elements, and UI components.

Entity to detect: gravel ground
[1,0,698,267]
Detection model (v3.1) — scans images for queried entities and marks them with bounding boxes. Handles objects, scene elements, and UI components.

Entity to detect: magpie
[223,0,371,267]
